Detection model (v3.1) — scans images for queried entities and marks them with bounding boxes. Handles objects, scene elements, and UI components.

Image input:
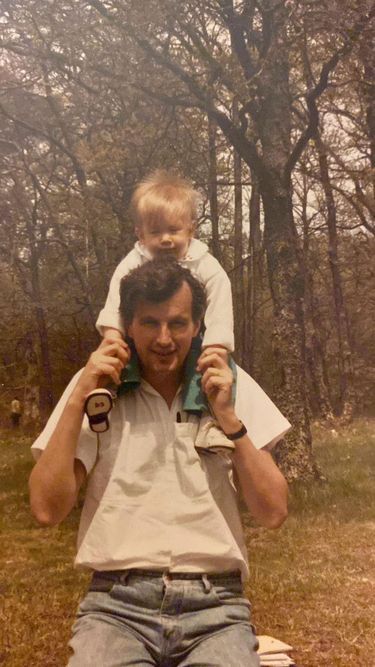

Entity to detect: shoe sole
[84,389,113,433]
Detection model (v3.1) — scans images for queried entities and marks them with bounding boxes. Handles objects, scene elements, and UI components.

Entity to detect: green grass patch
[244,419,375,666]
[288,422,375,522]
[1,420,375,665]
[0,435,87,666]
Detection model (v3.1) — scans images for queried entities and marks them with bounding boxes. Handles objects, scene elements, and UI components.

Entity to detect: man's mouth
[152,350,176,357]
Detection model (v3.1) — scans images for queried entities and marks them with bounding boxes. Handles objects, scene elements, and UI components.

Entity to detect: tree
[86,0,375,478]
[0,0,373,474]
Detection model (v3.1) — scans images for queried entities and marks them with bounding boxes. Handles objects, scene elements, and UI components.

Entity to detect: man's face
[127,282,200,380]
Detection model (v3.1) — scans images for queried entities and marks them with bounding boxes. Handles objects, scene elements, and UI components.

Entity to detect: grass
[0,434,88,666]
[244,420,375,666]
[1,420,375,666]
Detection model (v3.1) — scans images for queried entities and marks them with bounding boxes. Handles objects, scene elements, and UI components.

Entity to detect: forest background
[0,0,374,480]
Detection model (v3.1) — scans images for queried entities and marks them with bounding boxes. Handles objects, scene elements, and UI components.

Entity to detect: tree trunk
[362,60,375,199]
[53,223,97,330]
[27,167,98,330]
[257,39,319,480]
[244,175,262,377]
[260,171,318,480]
[232,98,245,364]
[25,196,54,419]
[300,172,334,421]
[315,131,355,420]
[207,117,222,262]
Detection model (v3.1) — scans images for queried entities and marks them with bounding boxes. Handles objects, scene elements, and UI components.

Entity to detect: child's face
[137,217,194,260]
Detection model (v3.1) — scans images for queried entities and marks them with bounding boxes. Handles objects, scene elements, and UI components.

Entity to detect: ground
[0,419,374,666]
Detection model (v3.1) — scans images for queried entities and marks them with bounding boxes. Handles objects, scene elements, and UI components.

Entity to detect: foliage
[0,1,374,475]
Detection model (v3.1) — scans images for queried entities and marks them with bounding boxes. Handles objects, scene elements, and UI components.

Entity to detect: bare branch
[87,0,265,175]
[285,3,375,177]
[0,103,87,187]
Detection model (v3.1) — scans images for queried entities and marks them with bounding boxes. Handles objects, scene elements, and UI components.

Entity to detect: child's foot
[84,389,114,433]
[195,417,235,454]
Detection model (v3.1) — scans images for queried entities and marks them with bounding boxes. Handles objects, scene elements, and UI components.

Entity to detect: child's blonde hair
[130,170,200,229]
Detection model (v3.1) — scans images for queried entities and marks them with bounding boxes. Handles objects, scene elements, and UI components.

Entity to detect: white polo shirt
[32,366,290,580]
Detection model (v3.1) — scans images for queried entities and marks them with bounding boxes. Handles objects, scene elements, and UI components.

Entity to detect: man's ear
[192,319,201,337]
[135,225,143,241]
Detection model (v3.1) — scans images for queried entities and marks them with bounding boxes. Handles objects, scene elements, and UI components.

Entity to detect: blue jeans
[68,570,260,667]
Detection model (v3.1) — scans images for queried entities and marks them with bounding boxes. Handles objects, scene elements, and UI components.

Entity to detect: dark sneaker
[84,389,114,433]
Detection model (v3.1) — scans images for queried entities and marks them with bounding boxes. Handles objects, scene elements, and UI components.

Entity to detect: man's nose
[156,324,172,345]
[160,233,172,244]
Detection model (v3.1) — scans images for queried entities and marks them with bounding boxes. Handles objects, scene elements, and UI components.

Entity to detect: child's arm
[96,250,141,337]
[197,255,235,352]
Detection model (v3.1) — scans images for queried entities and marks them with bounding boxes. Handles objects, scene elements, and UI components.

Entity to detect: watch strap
[223,420,247,441]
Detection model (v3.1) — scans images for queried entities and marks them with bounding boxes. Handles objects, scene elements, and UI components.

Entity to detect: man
[29,258,290,667]
[10,396,22,428]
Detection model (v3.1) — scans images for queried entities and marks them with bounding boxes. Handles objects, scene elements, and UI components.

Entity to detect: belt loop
[119,571,130,585]
[202,574,211,593]
[162,572,171,590]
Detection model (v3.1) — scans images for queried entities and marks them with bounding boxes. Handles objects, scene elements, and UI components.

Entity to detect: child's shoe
[84,388,114,433]
[194,416,235,454]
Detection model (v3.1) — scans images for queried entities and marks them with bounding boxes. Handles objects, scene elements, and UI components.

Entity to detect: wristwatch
[222,421,247,441]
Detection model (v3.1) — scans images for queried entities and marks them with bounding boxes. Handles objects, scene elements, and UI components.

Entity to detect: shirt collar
[139,379,183,398]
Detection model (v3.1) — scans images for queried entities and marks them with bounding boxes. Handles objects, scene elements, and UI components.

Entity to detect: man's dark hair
[119,258,207,326]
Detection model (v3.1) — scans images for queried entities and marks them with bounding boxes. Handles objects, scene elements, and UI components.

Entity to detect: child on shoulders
[96,169,234,354]
[86,170,236,434]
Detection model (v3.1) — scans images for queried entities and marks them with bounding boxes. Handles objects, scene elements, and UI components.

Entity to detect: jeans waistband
[92,568,241,585]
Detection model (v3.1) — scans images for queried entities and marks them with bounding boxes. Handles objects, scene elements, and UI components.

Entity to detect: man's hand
[29,336,131,527]
[198,346,288,530]
[75,337,130,399]
[197,347,234,420]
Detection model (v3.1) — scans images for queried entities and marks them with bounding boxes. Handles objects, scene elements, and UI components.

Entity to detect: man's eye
[142,319,158,326]
[171,320,186,328]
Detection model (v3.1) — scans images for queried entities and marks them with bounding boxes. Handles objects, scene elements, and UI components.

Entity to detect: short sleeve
[234,366,291,450]
[192,254,234,351]
[31,370,99,475]
[96,249,143,335]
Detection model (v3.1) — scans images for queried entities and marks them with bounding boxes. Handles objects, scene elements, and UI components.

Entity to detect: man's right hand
[74,337,131,399]
[29,336,131,527]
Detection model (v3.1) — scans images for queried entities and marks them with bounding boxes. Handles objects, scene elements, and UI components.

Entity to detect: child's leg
[117,339,141,396]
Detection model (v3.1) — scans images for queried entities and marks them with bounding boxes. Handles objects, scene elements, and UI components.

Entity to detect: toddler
[97,170,234,352]
[86,170,236,434]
